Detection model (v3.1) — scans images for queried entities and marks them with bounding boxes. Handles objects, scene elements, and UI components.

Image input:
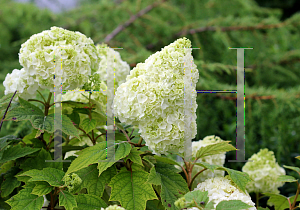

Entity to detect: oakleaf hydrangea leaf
[64,141,130,178]
[222,168,252,194]
[59,190,77,210]
[0,160,14,174]
[5,106,45,131]
[5,188,44,210]
[264,193,300,210]
[74,194,107,210]
[20,148,62,171]
[0,144,39,164]
[76,164,116,197]
[216,200,254,210]
[194,162,222,172]
[276,175,297,183]
[0,92,15,107]
[0,177,21,197]
[18,168,65,187]
[31,181,53,196]
[283,165,300,176]
[148,162,189,210]
[109,170,157,210]
[97,141,131,176]
[60,114,81,139]
[154,155,181,167]
[0,135,22,152]
[146,200,165,210]
[195,141,236,159]
[80,118,97,134]
[147,167,161,186]
[264,193,289,210]
[4,97,55,133]
[18,97,44,114]
[123,147,144,166]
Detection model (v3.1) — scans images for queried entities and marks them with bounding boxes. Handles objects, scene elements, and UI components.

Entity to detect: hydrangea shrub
[1,26,298,210]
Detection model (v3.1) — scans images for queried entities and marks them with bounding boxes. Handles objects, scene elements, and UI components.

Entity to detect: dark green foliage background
[0,0,300,208]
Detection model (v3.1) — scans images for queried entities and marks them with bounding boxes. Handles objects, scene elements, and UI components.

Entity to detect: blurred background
[0,0,300,208]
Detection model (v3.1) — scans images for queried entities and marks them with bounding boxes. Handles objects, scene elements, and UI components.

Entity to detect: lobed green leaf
[283,165,300,176]
[264,193,289,210]
[31,181,53,196]
[148,162,189,210]
[80,118,97,134]
[276,175,297,183]
[64,141,130,178]
[18,168,65,187]
[0,144,40,164]
[97,141,131,176]
[74,194,108,210]
[20,148,62,171]
[195,141,236,160]
[0,177,21,197]
[124,147,144,166]
[5,188,44,210]
[76,164,116,197]
[59,190,77,210]
[154,155,182,167]
[109,170,158,210]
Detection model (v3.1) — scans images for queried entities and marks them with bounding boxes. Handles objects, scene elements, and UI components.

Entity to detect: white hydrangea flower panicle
[242,148,286,194]
[194,176,256,210]
[113,37,199,155]
[191,135,226,186]
[18,26,99,92]
[3,68,41,102]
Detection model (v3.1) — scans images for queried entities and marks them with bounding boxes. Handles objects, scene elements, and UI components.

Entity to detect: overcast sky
[14,0,78,13]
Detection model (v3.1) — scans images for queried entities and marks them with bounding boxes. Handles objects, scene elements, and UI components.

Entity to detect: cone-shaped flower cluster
[4,26,99,100]
[242,148,286,194]
[113,38,199,155]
